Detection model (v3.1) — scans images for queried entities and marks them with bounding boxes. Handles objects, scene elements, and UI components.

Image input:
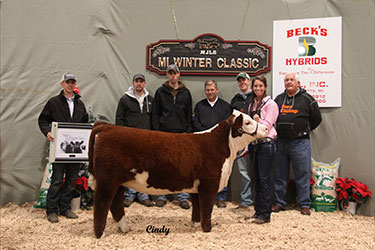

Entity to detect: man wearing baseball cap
[38,72,88,223]
[151,64,192,209]
[115,73,154,208]
[230,72,254,209]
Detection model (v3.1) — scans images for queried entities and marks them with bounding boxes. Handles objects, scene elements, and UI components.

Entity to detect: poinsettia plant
[336,177,372,209]
[73,163,94,209]
[75,176,89,195]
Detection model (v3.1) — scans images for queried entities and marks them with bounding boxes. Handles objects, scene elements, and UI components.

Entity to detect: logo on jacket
[280,104,299,115]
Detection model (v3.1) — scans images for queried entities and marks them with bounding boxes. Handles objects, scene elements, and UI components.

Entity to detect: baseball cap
[63,73,76,82]
[133,73,146,81]
[236,72,250,80]
[166,64,180,73]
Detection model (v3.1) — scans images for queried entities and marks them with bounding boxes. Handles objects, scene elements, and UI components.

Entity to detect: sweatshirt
[274,88,322,139]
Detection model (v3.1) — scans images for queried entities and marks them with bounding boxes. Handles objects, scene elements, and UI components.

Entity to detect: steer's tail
[88,121,108,176]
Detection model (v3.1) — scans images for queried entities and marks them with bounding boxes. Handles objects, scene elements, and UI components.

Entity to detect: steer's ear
[231,114,243,138]
[226,114,235,126]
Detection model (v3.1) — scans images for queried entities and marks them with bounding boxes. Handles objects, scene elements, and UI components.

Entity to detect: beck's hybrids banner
[272,17,342,107]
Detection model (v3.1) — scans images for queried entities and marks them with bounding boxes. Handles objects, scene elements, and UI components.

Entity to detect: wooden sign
[146,34,271,76]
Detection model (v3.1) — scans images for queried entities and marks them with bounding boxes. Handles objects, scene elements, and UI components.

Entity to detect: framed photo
[49,122,93,163]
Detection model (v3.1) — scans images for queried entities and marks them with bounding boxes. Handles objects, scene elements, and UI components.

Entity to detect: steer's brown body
[88,111,267,238]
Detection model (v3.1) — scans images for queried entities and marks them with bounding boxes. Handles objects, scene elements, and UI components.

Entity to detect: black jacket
[38,90,88,136]
[193,98,232,132]
[274,88,322,139]
[230,91,253,114]
[151,81,192,133]
[115,87,153,129]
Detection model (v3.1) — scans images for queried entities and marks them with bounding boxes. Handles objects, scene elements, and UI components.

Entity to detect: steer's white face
[230,109,268,152]
[216,110,268,192]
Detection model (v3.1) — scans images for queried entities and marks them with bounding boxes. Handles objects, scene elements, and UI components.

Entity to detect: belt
[251,137,275,145]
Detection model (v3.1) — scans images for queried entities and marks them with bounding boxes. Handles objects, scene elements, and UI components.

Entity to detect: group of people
[38,65,322,225]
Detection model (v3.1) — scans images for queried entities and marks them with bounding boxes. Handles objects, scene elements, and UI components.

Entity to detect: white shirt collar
[207,97,218,107]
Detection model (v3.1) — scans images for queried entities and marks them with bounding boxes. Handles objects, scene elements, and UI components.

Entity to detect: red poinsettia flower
[74,86,81,96]
[310,177,315,185]
[336,177,372,205]
[337,189,348,201]
[351,179,373,198]
[75,176,89,191]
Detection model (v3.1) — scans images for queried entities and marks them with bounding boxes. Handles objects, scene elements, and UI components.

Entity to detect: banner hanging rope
[170,0,180,40]
[238,0,251,40]
[285,0,329,19]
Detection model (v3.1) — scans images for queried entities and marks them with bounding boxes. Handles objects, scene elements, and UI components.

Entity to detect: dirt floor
[0,201,374,250]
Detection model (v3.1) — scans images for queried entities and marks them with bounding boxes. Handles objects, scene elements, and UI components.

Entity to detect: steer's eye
[245,121,250,126]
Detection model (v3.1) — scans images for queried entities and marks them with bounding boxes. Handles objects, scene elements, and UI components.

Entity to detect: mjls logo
[298,36,316,56]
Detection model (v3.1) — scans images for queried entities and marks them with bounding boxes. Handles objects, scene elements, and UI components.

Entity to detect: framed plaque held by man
[49,122,93,163]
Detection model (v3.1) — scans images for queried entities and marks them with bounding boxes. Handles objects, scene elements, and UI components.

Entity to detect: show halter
[237,122,258,137]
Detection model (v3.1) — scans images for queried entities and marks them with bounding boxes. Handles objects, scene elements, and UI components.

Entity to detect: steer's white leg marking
[191,221,200,228]
[88,175,96,190]
[118,216,131,233]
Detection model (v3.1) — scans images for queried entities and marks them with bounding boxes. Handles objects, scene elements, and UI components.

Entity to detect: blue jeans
[249,141,275,220]
[46,163,80,215]
[274,138,311,208]
[124,188,149,202]
[236,149,253,206]
[155,193,189,202]
[216,186,227,201]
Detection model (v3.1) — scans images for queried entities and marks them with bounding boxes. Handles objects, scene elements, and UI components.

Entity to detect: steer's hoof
[118,224,131,233]
[95,231,105,239]
[118,216,131,233]
[191,221,200,228]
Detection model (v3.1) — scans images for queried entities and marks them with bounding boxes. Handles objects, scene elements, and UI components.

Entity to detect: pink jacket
[248,96,278,139]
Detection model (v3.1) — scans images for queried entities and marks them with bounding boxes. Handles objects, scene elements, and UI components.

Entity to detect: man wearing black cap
[38,73,88,223]
[230,72,254,209]
[115,73,154,208]
[151,64,192,209]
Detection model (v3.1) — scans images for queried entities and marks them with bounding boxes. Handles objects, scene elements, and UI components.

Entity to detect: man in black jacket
[115,73,154,208]
[151,64,192,209]
[272,72,322,216]
[38,73,88,223]
[192,79,232,208]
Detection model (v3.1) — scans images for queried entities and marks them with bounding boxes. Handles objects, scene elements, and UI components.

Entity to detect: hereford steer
[88,110,267,238]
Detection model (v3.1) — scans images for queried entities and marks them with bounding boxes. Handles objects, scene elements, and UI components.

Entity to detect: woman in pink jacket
[246,75,279,224]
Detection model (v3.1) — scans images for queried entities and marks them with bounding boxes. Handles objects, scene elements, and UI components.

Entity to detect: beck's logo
[298,36,316,57]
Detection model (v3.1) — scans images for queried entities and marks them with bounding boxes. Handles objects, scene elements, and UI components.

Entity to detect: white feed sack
[34,163,53,208]
[311,158,340,212]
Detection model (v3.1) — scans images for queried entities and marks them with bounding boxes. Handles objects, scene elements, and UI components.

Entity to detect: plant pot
[342,201,356,215]
[71,196,81,212]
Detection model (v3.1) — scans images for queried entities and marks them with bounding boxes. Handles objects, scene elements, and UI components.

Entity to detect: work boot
[244,213,259,220]
[124,199,133,207]
[271,204,285,212]
[179,200,190,209]
[235,204,249,209]
[139,199,154,207]
[62,210,78,219]
[47,213,59,223]
[156,199,166,207]
[251,218,270,224]
[216,200,226,208]
[300,207,311,215]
